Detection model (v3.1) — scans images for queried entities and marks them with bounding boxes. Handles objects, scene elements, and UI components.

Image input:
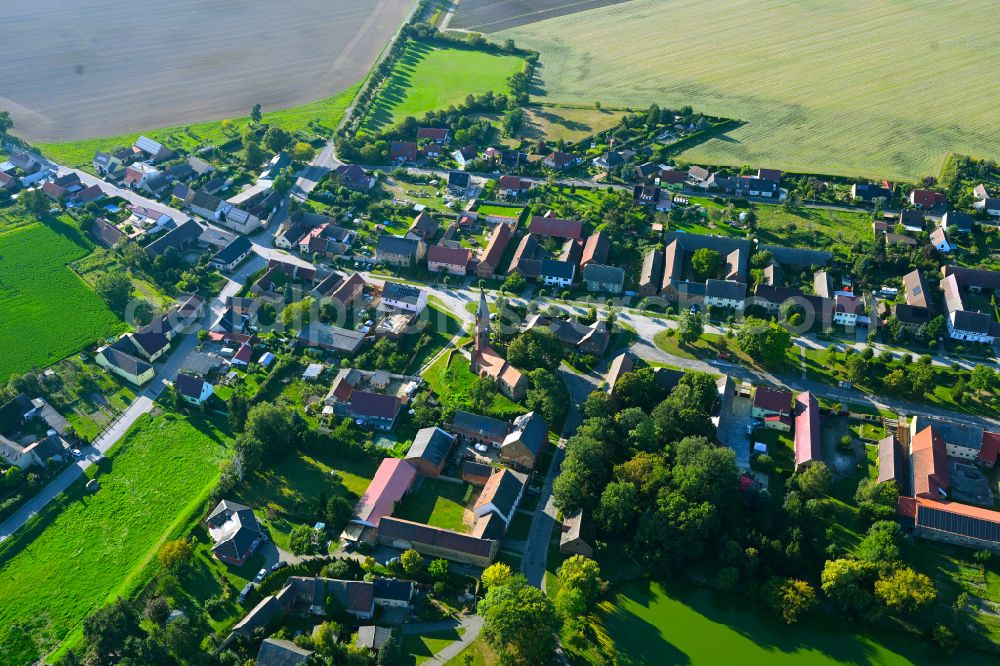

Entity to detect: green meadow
[0,214,123,378]
[362,40,525,132]
[0,413,228,664]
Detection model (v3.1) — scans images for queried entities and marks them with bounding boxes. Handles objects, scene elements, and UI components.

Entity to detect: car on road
[254,568,267,583]
[838,381,853,389]
[270,560,288,572]
[70,448,82,457]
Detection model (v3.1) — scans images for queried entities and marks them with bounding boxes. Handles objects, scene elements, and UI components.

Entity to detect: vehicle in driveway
[271,560,288,572]
[254,568,267,583]
[238,582,253,604]
[70,448,82,457]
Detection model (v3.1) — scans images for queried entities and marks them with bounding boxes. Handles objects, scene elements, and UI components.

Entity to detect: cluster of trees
[883,313,947,348]
[826,346,943,398]
[736,316,793,368]
[479,563,561,664]
[553,366,948,630]
[505,329,565,371]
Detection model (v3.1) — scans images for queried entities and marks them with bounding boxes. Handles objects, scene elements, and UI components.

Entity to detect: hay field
[499,0,1000,180]
[0,0,411,142]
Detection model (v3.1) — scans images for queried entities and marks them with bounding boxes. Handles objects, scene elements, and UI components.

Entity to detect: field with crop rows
[0,413,228,664]
[0,215,123,378]
[449,0,631,32]
[362,40,525,132]
[499,0,1000,180]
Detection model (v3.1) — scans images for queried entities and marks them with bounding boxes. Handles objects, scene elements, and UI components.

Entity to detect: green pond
[602,580,979,665]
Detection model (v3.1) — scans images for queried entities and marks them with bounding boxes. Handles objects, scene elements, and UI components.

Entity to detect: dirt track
[0,0,413,142]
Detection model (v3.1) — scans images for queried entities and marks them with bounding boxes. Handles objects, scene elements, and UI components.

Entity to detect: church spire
[475,288,490,352]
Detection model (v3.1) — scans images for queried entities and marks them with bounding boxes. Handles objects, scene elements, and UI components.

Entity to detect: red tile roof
[528,216,583,239]
[417,128,449,141]
[427,244,472,268]
[910,189,943,208]
[479,223,512,270]
[979,431,1000,466]
[911,426,949,499]
[753,386,792,414]
[793,392,820,467]
[580,232,609,267]
[498,175,528,191]
[354,458,417,526]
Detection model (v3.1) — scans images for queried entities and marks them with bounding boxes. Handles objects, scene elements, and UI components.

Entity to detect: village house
[451,410,510,447]
[350,392,402,431]
[417,127,449,144]
[560,510,595,557]
[132,135,173,162]
[582,264,625,293]
[474,468,527,525]
[206,500,264,566]
[705,279,747,311]
[256,638,313,666]
[209,236,253,271]
[543,151,580,170]
[390,141,418,162]
[92,149,126,176]
[407,211,438,240]
[639,249,664,297]
[833,293,864,326]
[376,235,425,267]
[751,386,792,419]
[477,223,512,278]
[497,175,531,199]
[908,189,945,209]
[427,244,471,275]
[333,163,375,191]
[297,323,366,355]
[529,215,583,240]
[930,227,954,253]
[405,427,455,476]
[851,182,893,202]
[539,259,575,288]
[380,281,427,314]
[499,411,547,470]
[144,219,202,257]
[794,392,820,470]
[942,211,973,234]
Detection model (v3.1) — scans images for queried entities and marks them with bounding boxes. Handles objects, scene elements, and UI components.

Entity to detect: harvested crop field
[449,0,632,33]
[499,0,1000,180]
[0,0,412,142]
[0,215,123,378]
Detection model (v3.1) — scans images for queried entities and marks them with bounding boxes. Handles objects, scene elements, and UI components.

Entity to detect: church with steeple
[470,289,527,401]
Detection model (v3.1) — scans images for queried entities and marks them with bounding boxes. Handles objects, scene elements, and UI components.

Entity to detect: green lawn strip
[362,39,525,132]
[401,626,466,665]
[442,636,497,666]
[0,216,124,379]
[37,84,359,168]
[0,412,228,664]
[395,478,472,533]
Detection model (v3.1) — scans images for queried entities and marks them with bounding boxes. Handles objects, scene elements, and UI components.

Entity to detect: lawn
[518,104,627,143]
[0,215,124,378]
[37,84,359,169]
[422,352,525,421]
[0,412,228,664]
[362,39,525,132]
[235,449,378,551]
[585,579,978,665]
[753,205,874,258]
[394,478,473,533]
[401,627,466,665]
[443,636,497,666]
[500,0,1000,179]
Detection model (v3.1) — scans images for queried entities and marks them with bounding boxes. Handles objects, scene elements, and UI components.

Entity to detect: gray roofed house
[187,156,216,176]
[605,352,635,395]
[350,391,402,430]
[903,269,932,310]
[705,279,747,304]
[451,410,509,445]
[877,434,910,496]
[145,219,201,256]
[406,427,455,476]
[813,270,832,299]
[376,235,424,267]
[474,468,527,523]
[639,248,664,296]
[206,499,263,566]
[559,510,595,557]
[539,317,610,356]
[297,323,366,355]
[760,245,832,268]
[91,218,126,247]
[373,578,414,606]
[210,236,253,271]
[356,626,394,651]
[256,637,314,666]
[286,576,375,618]
[376,517,498,566]
[582,263,625,293]
[500,411,547,470]
[96,343,154,386]
[539,259,575,286]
